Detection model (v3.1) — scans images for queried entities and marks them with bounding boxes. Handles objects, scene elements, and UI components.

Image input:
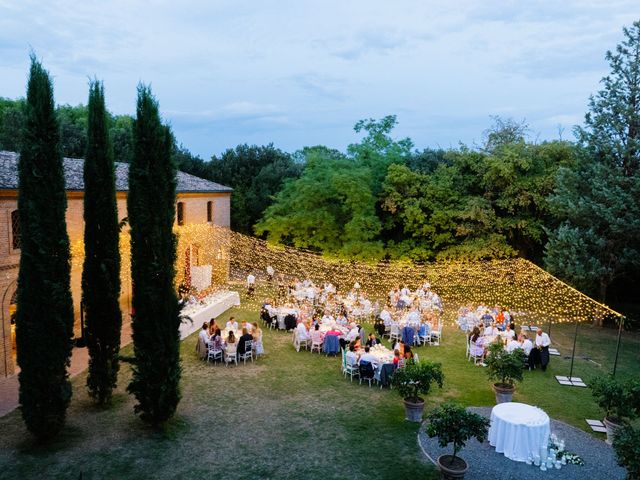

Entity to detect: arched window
[177,202,185,226]
[11,210,20,250]
[207,201,213,223]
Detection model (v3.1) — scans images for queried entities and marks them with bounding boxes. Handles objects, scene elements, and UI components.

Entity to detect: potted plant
[613,424,640,479]
[391,360,444,422]
[484,341,527,403]
[426,402,490,480]
[590,375,640,445]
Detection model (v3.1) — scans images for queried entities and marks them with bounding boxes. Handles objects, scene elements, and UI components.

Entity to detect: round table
[488,402,550,462]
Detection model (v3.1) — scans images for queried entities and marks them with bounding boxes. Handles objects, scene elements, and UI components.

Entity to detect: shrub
[391,360,444,402]
[485,341,527,388]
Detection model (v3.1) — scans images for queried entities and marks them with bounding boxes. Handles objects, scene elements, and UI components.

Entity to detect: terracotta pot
[437,455,468,480]
[603,417,622,445]
[493,383,515,404]
[403,397,425,422]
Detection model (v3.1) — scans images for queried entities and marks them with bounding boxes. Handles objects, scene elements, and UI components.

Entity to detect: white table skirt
[488,402,550,462]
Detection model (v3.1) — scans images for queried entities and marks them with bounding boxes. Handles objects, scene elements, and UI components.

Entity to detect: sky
[1,1,639,159]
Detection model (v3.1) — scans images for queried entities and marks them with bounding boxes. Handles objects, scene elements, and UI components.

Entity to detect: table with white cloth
[488,402,550,462]
[271,307,299,329]
[180,290,241,340]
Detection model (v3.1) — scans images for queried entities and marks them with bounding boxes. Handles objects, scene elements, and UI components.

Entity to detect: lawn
[0,287,630,479]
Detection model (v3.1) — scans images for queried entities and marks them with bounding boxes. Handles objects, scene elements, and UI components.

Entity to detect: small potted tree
[392,360,444,422]
[485,341,527,403]
[427,402,490,480]
[590,375,640,445]
[613,424,640,479]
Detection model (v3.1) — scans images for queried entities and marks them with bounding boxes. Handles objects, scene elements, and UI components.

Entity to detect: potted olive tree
[590,375,640,445]
[613,424,640,479]
[426,402,490,480]
[392,360,444,422]
[485,341,527,403]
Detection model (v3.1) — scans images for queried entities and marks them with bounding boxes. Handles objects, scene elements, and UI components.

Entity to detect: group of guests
[196,316,264,361]
[388,282,442,312]
[457,305,513,332]
[344,337,414,370]
[468,323,551,371]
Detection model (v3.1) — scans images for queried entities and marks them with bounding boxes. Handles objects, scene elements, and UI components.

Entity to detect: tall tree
[82,81,122,404]
[126,85,181,423]
[546,21,640,301]
[16,56,74,439]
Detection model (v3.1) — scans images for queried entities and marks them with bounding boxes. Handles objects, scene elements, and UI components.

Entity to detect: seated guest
[469,326,486,362]
[336,313,348,326]
[506,337,521,353]
[365,332,379,347]
[237,328,254,356]
[346,343,358,366]
[226,316,239,331]
[393,340,405,357]
[197,322,209,359]
[225,330,237,355]
[208,319,219,336]
[296,320,310,341]
[353,335,362,350]
[359,346,378,366]
[209,330,223,352]
[346,324,360,342]
[484,322,499,337]
[321,311,334,324]
[504,324,516,341]
[311,324,324,344]
[392,349,402,369]
[404,346,414,362]
[241,319,253,333]
[379,307,393,325]
[252,322,264,356]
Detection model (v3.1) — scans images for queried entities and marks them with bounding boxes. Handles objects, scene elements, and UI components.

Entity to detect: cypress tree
[126,85,181,423]
[83,81,122,404]
[16,55,74,439]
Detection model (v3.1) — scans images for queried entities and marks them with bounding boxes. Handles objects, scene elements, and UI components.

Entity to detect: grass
[0,287,635,479]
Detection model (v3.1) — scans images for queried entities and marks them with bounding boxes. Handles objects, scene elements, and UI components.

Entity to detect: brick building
[0,151,232,377]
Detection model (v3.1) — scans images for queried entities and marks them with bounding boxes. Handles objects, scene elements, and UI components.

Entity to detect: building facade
[0,151,232,377]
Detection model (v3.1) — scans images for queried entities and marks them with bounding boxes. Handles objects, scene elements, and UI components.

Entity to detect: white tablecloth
[488,402,550,462]
[181,291,241,339]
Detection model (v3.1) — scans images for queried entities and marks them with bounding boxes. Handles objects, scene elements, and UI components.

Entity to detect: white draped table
[488,402,550,462]
[180,291,241,339]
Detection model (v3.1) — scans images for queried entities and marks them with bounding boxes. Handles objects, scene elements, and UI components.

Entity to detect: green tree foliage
[82,81,122,404]
[255,117,411,259]
[127,85,181,423]
[16,56,74,439]
[0,97,26,151]
[545,21,640,300]
[207,144,302,234]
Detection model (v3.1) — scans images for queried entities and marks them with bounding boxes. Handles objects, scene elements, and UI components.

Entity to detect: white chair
[239,340,253,365]
[293,331,311,352]
[389,324,400,343]
[430,323,442,346]
[310,336,323,353]
[224,346,238,367]
[207,345,223,364]
[466,337,472,361]
[413,353,420,363]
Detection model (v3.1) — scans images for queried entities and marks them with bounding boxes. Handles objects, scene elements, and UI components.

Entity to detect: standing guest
[237,328,254,357]
[252,322,264,356]
[533,328,551,371]
[226,316,239,331]
[196,322,209,359]
[266,265,275,282]
[246,272,256,296]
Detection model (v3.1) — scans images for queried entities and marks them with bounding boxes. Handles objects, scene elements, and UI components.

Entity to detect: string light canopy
[71,225,623,326]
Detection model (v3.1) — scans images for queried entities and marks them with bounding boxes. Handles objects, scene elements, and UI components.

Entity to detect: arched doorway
[1,281,17,377]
